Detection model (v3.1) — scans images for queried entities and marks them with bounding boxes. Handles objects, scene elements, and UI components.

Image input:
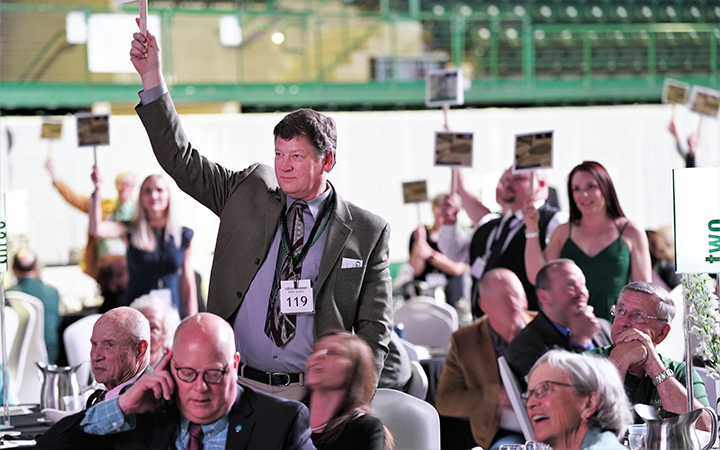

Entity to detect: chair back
[405,298,459,329]
[6,295,41,403]
[371,388,440,449]
[406,360,429,400]
[394,302,457,349]
[498,356,535,441]
[64,314,102,389]
[398,337,431,362]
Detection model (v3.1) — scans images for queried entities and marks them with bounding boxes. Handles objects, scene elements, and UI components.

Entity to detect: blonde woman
[89,167,197,317]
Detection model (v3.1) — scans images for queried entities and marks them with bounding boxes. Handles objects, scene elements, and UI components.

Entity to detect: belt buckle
[271,372,291,386]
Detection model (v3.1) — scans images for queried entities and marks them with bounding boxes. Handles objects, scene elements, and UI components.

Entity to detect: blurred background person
[646,226,681,290]
[306,330,392,450]
[524,161,651,321]
[400,193,467,306]
[8,249,60,364]
[89,168,197,318]
[46,156,135,280]
[668,119,700,168]
[128,293,180,369]
[524,350,631,450]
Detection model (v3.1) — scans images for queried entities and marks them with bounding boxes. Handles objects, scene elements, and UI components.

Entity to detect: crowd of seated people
[14,20,716,450]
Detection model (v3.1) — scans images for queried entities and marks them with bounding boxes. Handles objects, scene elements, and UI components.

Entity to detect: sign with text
[402,181,428,204]
[41,119,63,140]
[662,79,689,105]
[688,86,720,118]
[76,113,110,147]
[434,131,473,167]
[426,68,464,107]
[673,167,720,273]
[513,131,553,173]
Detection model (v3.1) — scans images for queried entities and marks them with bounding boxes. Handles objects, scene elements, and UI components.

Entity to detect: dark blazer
[469,204,559,313]
[36,384,314,450]
[136,94,393,376]
[505,310,612,386]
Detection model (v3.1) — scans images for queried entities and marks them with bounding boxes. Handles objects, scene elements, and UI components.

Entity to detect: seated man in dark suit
[505,259,611,385]
[86,306,151,407]
[37,312,313,450]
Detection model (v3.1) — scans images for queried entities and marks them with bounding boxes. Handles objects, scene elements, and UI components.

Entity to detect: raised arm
[522,200,565,284]
[454,169,491,226]
[88,167,127,239]
[130,23,165,92]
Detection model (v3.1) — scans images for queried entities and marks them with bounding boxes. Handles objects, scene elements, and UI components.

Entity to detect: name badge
[149,288,173,305]
[470,256,487,279]
[280,280,315,314]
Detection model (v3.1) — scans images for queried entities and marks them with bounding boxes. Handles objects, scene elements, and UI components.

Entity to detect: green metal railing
[1,1,719,111]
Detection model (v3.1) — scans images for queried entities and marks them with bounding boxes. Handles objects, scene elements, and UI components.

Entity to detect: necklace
[311,423,327,433]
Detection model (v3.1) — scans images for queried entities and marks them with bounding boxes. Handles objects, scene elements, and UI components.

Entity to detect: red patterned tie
[265,200,308,347]
[186,422,203,450]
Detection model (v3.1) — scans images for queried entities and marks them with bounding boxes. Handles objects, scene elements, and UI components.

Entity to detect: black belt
[239,364,303,386]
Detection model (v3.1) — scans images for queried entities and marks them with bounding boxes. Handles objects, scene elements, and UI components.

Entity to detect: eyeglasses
[174,365,229,384]
[610,304,666,325]
[522,380,574,405]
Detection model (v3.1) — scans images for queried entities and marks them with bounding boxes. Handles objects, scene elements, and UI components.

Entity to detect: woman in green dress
[523,161,652,321]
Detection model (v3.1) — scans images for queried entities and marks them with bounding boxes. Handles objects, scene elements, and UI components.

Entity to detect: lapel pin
[235,425,242,433]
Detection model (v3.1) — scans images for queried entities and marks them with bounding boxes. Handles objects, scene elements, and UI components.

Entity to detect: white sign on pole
[673,167,720,273]
[87,14,161,73]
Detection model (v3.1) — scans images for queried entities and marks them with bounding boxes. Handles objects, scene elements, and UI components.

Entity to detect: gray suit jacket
[136,94,393,375]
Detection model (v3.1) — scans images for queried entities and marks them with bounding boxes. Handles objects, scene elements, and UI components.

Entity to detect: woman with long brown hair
[305,330,392,450]
[523,161,651,320]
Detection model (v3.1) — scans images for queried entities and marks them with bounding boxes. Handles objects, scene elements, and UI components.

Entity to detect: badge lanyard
[279,191,335,284]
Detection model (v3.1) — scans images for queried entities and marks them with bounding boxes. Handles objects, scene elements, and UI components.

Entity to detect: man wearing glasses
[585,281,712,431]
[39,313,313,449]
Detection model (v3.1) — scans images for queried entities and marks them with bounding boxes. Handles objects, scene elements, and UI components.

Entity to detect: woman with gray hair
[524,350,632,450]
[128,294,180,369]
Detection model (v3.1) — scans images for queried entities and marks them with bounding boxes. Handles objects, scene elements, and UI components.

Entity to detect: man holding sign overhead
[129,27,392,401]
[439,167,566,314]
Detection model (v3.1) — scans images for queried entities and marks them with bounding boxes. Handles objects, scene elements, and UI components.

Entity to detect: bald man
[37,313,313,450]
[436,268,536,450]
[86,307,151,407]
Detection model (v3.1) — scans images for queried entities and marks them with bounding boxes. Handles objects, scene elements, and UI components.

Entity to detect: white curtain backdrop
[0,103,717,275]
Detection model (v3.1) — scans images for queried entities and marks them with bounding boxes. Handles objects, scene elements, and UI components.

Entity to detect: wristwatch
[652,368,674,386]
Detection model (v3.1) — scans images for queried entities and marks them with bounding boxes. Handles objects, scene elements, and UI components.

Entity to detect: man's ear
[233,352,241,370]
[322,151,335,172]
[137,339,149,359]
[536,289,550,311]
[653,322,672,345]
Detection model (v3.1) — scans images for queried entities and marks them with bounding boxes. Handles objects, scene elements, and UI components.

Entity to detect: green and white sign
[673,167,720,273]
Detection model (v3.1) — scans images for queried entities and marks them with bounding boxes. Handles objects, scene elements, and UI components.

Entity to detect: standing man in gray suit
[129,27,392,400]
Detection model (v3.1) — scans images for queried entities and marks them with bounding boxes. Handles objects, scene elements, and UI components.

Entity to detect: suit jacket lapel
[226,387,255,450]
[266,187,285,245]
[147,404,180,450]
[315,192,352,292]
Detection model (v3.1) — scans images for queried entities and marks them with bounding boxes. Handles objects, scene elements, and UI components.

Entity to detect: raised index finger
[157,348,173,371]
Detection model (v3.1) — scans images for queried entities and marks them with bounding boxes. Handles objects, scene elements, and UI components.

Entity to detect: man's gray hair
[129,294,181,350]
[618,281,675,322]
[528,350,633,437]
[273,108,337,168]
